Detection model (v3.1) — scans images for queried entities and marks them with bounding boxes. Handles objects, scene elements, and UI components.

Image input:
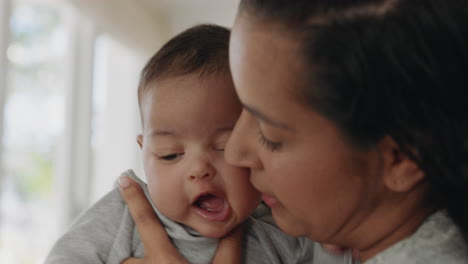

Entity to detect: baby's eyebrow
[149,126,233,138]
[150,130,177,137]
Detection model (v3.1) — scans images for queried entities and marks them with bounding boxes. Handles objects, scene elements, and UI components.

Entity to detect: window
[0,0,71,263]
[89,33,144,204]
[0,1,153,263]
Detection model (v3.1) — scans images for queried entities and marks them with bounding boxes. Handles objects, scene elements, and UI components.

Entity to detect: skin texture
[137,72,261,238]
[226,14,430,261]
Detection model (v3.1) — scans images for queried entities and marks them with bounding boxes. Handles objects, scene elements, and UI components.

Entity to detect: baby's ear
[379,136,425,192]
[136,135,143,149]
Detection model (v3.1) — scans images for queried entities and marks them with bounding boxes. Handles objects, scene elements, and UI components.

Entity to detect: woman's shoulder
[367,211,468,264]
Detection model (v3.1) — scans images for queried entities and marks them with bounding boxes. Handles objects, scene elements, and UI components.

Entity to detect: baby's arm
[44,188,134,264]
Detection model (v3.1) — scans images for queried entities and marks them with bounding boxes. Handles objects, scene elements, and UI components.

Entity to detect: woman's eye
[158,153,184,161]
[258,130,282,152]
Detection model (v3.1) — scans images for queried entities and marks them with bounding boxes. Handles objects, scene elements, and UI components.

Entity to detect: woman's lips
[262,193,279,208]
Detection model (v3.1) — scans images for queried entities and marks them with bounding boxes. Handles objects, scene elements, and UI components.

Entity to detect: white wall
[161,0,239,35]
[90,34,146,203]
[67,0,169,58]
[67,0,239,54]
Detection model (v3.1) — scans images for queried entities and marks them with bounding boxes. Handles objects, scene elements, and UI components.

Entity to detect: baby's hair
[138,24,230,110]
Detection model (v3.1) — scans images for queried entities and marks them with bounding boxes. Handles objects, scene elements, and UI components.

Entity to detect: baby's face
[138,73,261,238]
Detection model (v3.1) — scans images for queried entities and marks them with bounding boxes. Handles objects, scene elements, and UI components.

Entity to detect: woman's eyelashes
[258,130,282,152]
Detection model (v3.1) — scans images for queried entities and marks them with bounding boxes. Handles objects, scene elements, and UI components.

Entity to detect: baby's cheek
[146,180,162,206]
[146,175,171,206]
[149,184,180,218]
[235,195,262,223]
[231,181,262,219]
[150,169,188,216]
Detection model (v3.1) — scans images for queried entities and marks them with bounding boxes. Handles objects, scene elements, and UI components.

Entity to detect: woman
[120,0,468,263]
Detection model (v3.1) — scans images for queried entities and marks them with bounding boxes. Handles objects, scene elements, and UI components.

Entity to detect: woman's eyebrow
[242,103,292,130]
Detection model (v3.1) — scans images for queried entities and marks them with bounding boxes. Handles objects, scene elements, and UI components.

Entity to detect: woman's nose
[188,154,216,180]
[225,110,263,169]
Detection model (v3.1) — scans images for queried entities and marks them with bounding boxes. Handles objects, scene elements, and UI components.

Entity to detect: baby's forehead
[147,124,234,139]
[141,77,240,134]
[143,71,234,97]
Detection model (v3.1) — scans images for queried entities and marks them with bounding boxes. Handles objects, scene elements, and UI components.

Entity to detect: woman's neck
[357,206,433,262]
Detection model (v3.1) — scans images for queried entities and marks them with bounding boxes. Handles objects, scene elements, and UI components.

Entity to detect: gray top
[366,210,468,264]
[45,169,353,264]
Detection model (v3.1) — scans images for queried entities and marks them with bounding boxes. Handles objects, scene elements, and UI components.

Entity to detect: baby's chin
[194,223,235,238]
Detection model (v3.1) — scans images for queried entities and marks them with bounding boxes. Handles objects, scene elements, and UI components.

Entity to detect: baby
[44,24,349,264]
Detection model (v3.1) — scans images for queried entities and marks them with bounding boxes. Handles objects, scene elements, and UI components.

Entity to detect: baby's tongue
[194,194,230,221]
[198,194,224,212]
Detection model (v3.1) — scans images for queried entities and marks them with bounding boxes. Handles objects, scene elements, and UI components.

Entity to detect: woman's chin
[271,208,306,237]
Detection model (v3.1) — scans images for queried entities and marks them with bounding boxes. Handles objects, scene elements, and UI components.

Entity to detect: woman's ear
[137,135,143,149]
[378,136,425,192]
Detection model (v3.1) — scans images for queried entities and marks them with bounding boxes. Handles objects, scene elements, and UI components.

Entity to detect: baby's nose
[188,156,216,180]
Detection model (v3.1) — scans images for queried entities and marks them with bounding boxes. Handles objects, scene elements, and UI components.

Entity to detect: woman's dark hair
[240,0,468,243]
[138,24,230,109]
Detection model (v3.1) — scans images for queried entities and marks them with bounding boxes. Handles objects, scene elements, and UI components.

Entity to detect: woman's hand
[322,244,360,260]
[118,175,243,264]
[211,224,243,264]
[118,175,188,264]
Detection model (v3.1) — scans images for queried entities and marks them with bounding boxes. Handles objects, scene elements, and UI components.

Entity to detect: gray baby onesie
[45,169,353,264]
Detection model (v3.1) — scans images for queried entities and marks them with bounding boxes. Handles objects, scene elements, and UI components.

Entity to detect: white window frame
[55,10,98,227]
[0,1,97,229]
[0,0,12,191]
[1,0,159,231]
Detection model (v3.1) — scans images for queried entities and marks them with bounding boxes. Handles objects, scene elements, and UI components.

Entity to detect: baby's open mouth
[193,193,230,221]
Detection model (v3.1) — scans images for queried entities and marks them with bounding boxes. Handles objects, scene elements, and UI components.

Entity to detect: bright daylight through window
[0,0,69,263]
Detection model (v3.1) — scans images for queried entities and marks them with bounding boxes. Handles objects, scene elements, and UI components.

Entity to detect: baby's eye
[158,153,184,161]
[213,145,225,155]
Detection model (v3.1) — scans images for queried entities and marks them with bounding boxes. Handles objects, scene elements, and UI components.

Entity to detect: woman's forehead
[230,19,308,102]
[232,14,302,48]
[229,20,316,131]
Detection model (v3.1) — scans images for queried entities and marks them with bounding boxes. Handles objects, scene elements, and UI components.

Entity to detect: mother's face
[226,15,386,243]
